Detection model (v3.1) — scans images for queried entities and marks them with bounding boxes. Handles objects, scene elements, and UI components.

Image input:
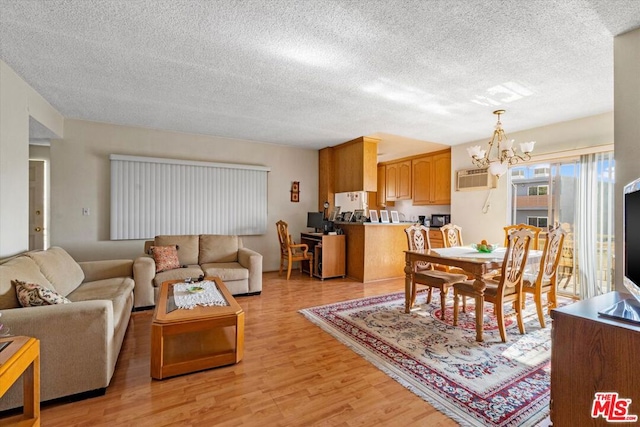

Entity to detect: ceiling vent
[456,168,498,191]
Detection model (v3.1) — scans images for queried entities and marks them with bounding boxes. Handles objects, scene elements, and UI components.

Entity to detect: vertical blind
[110,154,270,240]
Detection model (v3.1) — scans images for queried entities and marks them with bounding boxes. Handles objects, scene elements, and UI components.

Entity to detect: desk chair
[453,228,534,342]
[522,225,565,328]
[405,225,467,319]
[276,220,313,280]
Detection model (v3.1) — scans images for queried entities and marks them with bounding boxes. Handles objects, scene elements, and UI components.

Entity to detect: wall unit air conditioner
[456,168,497,191]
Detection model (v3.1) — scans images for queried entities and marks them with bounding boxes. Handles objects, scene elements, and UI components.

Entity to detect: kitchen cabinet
[333,136,379,193]
[412,150,451,205]
[376,164,386,206]
[386,160,411,201]
[428,229,444,248]
[318,147,335,212]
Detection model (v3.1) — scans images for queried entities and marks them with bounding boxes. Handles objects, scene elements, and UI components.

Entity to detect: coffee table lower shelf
[150,278,245,380]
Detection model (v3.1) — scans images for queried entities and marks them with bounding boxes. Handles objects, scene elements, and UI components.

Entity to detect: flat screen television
[307,212,324,231]
[599,177,640,323]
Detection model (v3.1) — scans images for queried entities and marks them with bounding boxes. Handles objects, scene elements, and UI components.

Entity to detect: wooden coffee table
[151,277,244,380]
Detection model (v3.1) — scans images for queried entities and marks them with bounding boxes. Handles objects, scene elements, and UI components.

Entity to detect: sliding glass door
[509,151,614,299]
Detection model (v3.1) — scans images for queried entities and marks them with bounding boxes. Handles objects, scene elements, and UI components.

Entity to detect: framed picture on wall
[370,210,379,223]
[390,210,400,223]
[380,210,390,223]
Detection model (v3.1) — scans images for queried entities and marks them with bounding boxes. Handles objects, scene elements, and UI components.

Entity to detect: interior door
[29,160,46,250]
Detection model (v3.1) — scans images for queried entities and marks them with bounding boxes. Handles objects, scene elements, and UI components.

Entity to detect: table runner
[173,280,229,309]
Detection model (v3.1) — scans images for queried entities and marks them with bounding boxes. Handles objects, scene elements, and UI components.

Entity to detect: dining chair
[504,223,542,250]
[522,224,566,328]
[439,224,474,279]
[404,225,468,319]
[276,220,313,280]
[453,228,534,342]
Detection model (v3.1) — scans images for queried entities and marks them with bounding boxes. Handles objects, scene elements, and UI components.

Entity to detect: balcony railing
[516,195,549,208]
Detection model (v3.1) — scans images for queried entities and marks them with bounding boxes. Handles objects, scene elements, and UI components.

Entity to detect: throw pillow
[13,280,72,307]
[151,245,181,273]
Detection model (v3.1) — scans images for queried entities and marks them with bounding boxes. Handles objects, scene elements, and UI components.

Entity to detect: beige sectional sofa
[133,234,262,307]
[0,247,134,411]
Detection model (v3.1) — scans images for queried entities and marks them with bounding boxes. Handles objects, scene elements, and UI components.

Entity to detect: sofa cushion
[67,277,134,332]
[155,235,199,265]
[199,235,240,264]
[0,256,53,310]
[153,265,204,288]
[26,247,85,297]
[0,256,55,309]
[201,262,249,281]
[13,280,72,307]
[150,245,180,273]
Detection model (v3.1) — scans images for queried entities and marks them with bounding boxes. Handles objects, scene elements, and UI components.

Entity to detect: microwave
[431,214,451,228]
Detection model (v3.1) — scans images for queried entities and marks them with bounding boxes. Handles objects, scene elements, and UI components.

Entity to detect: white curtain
[575,151,615,299]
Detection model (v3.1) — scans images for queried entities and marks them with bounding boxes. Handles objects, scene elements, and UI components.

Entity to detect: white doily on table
[173,280,229,309]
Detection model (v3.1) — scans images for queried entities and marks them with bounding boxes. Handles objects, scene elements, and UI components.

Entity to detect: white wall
[451,112,614,247]
[0,60,63,257]
[49,119,318,271]
[614,28,640,291]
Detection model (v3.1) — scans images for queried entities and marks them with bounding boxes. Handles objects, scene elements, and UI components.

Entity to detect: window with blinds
[110,154,270,240]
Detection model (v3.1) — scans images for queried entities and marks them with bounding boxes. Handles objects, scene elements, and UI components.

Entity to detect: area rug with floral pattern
[299,290,558,427]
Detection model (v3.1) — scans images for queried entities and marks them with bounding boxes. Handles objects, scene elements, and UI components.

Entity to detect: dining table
[404,246,542,342]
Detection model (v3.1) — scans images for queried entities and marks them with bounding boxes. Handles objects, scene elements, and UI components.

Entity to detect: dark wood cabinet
[550,292,640,426]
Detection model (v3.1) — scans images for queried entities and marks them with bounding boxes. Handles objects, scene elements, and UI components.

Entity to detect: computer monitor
[307,212,324,231]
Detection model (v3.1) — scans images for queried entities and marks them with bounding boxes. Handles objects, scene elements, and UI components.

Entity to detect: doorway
[29,160,47,250]
[509,151,615,299]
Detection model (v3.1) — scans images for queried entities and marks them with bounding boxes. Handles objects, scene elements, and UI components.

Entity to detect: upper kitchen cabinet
[376,164,386,206]
[385,159,412,201]
[412,149,451,205]
[333,136,379,193]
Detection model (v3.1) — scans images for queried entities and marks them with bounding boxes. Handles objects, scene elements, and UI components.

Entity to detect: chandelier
[467,110,535,177]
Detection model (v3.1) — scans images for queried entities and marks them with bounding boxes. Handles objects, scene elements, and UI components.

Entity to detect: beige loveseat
[0,247,134,411]
[133,234,262,307]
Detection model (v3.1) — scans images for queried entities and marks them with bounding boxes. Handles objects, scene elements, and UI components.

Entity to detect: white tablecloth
[173,280,229,309]
[432,246,507,259]
[431,246,542,274]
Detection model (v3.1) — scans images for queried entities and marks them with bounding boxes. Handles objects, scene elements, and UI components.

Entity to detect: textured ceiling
[2,0,640,160]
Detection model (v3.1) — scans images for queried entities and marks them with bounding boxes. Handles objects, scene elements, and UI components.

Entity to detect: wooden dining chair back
[276,220,313,280]
[453,228,534,342]
[522,224,565,328]
[440,224,464,247]
[504,223,542,250]
[439,223,474,279]
[405,224,432,270]
[404,225,467,319]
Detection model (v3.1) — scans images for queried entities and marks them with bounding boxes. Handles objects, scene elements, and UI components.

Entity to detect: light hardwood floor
[38,272,457,426]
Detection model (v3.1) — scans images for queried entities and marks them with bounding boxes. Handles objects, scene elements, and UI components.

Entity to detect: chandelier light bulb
[520,141,536,153]
[488,161,508,177]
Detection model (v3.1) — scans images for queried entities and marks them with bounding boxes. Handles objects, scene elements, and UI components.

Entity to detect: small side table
[0,336,40,427]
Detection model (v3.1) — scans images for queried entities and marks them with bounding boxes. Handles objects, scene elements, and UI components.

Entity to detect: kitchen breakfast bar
[335,222,422,283]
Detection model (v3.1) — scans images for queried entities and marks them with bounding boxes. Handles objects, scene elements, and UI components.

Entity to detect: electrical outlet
[82,208,90,216]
